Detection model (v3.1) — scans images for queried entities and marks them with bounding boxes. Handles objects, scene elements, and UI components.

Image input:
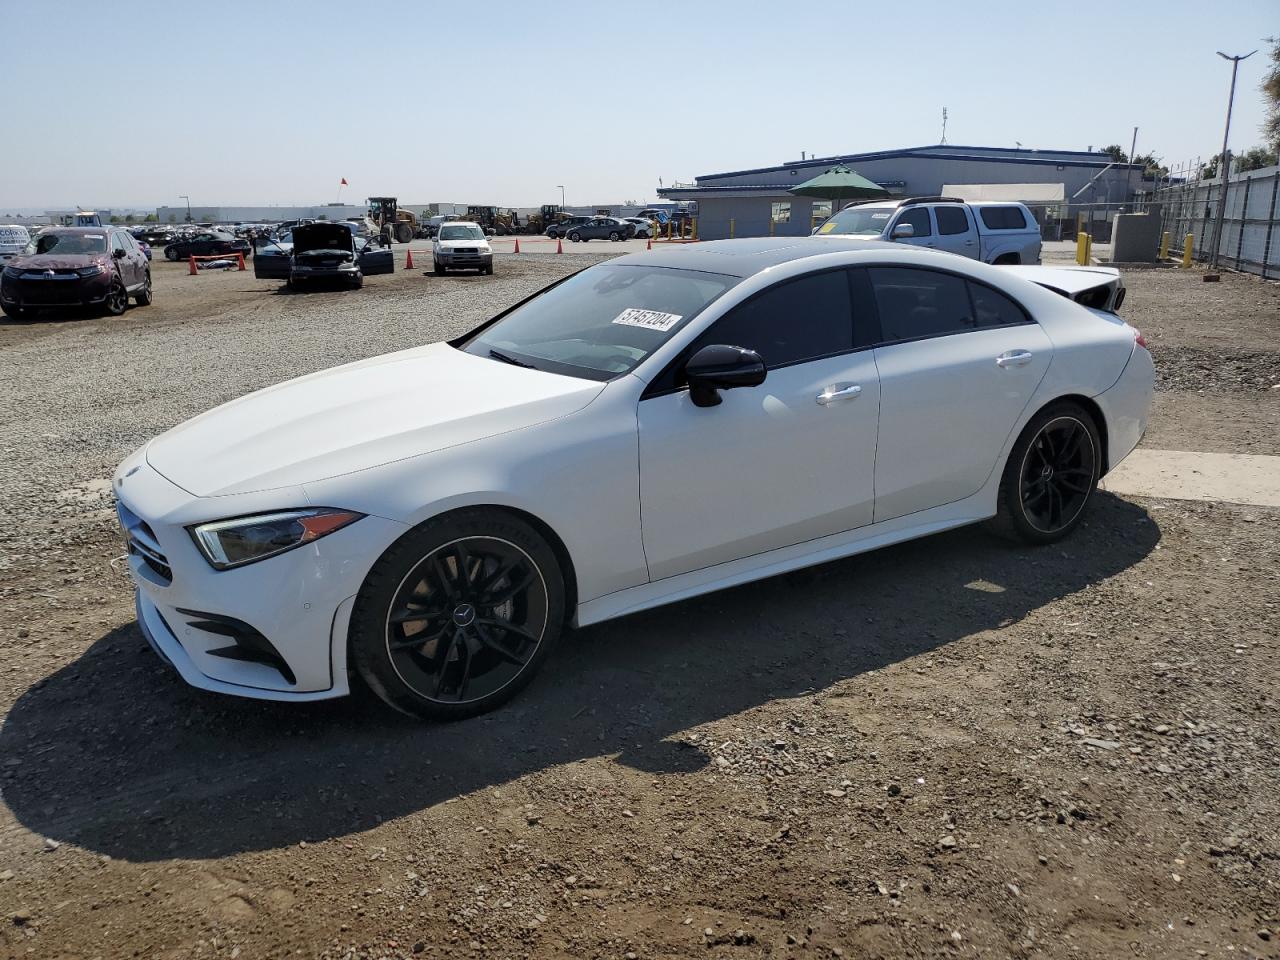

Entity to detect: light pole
[180,195,192,223]
[1208,50,1256,270]
[557,185,565,211]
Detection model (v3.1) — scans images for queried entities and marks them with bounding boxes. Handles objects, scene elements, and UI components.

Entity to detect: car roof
[613,236,907,277]
[439,221,482,229]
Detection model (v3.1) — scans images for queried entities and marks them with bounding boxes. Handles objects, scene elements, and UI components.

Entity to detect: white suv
[432,221,494,275]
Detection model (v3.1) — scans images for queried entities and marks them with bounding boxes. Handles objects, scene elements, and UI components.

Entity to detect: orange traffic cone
[405,247,415,269]
[513,237,521,254]
[556,238,563,254]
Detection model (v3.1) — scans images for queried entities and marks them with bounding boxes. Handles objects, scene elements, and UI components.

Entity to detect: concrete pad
[1101,449,1280,507]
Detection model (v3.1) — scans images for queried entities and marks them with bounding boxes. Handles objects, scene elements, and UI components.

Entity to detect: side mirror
[684,344,767,408]
[891,222,915,240]
[113,248,127,258]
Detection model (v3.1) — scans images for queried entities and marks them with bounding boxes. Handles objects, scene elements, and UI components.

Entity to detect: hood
[145,343,605,497]
[8,253,107,270]
[292,223,355,255]
[437,236,490,250]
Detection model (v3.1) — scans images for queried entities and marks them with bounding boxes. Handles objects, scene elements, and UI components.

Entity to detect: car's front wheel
[350,509,565,720]
[164,246,180,262]
[990,401,1101,544]
[103,278,128,316]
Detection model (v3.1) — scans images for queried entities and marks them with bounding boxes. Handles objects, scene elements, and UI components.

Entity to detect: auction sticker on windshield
[611,308,683,332]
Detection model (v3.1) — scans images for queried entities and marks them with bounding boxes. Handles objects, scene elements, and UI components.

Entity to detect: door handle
[964,239,975,246]
[816,384,861,405]
[996,350,1034,368]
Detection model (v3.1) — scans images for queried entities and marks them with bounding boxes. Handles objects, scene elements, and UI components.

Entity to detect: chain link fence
[1138,164,1280,278]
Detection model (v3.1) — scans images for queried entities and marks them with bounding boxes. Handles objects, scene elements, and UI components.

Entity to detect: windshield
[439,225,485,241]
[27,233,107,255]
[816,206,895,236]
[462,263,738,381]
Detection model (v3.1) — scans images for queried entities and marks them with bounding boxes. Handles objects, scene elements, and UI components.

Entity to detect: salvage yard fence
[1137,164,1280,279]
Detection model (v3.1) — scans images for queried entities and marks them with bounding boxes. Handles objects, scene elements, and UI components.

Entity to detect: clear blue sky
[1,0,1273,210]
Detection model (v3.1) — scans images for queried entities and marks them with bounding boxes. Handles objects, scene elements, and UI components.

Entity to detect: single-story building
[658,144,1147,240]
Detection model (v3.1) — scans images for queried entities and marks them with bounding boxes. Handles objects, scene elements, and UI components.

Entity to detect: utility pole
[940,107,948,145]
[1125,126,1138,205]
[1209,50,1256,270]
[180,195,191,223]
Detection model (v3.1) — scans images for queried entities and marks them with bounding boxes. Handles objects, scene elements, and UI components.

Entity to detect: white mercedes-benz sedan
[114,238,1153,719]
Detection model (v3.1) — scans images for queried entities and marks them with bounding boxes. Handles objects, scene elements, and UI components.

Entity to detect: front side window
[935,206,971,235]
[771,201,791,223]
[895,207,932,238]
[686,269,853,370]
[461,263,738,381]
[111,232,127,253]
[868,267,972,342]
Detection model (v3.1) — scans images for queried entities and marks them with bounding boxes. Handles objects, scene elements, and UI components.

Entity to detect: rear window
[978,206,1028,230]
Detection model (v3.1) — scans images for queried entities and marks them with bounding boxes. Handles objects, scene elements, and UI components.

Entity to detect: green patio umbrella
[789,165,890,225]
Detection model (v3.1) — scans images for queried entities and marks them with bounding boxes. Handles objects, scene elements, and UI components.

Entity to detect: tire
[395,223,414,244]
[569,231,581,243]
[164,245,179,261]
[484,263,494,275]
[434,258,445,275]
[351,274,364,289]
[609,231,620,242]
[350,509,566,720]
[103,278,128,316]
[134,270,153,305]
[988,401,1102,545]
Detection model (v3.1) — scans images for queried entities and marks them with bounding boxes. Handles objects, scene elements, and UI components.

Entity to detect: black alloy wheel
[164,245,179,261]
[103,278,128,316]
[569,231,581,242]
[351,511,565,720]
[990,402,1100,544]
[609,231,620,241]
[1019,417,1095,533]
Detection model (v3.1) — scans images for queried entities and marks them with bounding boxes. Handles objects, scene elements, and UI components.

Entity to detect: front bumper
[1,272,111,308]
[116,457,408,701]
[291,262,360,281]
[437,251,493,268]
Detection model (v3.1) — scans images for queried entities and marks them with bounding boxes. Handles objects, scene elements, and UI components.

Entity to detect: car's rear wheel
[989,402,1101,544]
[134,270,153,305]
[103,278,128,316]
[609,231,620,242]
[350,510,565,720]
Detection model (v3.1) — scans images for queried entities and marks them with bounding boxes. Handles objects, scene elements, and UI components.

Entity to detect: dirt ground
[0,255,1277,960]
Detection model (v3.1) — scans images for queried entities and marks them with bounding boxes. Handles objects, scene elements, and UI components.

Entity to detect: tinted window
[978,206,1028,230]
[688,270,853,369]
[935,206,971,235]
[110,232,127,252]
[969,282,1027,328]
[896,207,932,237]
[868,267,974,342]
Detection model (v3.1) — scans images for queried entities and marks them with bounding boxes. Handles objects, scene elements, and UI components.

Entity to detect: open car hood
[292,223,355,255]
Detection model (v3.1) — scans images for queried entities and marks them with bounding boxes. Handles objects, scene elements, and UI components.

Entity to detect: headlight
[188,508,363,570]
[77,265,103,277]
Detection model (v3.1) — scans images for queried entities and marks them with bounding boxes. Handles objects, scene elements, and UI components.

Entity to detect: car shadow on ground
[0,494,1159,862]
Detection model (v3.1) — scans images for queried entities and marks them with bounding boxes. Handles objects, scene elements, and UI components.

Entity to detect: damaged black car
[255,222,393,289]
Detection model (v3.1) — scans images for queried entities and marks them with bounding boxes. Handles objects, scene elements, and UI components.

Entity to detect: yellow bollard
[1075,231,1089,266]
[1182,233,1193,268]
[769,217,775,237]
[691,218,698,241]
[729,218,735,239]
[1159,231,1170,260]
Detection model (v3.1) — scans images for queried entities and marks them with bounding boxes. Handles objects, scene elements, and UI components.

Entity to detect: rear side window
[969,282,1028,327]
[896,207,932,237]
[978,206,1028,230]
[935,206,971,235]
[689,269,854,369]
[868,267,973,342]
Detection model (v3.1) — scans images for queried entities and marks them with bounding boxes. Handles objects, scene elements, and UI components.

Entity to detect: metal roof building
[658,144,1146,240]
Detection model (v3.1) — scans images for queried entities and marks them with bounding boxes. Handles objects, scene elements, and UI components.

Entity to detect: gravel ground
[0,255,1277,959]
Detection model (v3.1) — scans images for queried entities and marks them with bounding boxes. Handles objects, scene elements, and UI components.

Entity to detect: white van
[0,225,31,262]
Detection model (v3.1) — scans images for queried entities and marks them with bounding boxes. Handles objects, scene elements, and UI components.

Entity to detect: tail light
[1134,330,1148,349]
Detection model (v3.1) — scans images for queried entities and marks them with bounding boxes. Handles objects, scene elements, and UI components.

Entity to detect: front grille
[12,275,93,305]
[454,247,478,254]
[117,501,173,584]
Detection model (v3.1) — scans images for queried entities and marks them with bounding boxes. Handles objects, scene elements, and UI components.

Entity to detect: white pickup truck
[815,196,1042,265]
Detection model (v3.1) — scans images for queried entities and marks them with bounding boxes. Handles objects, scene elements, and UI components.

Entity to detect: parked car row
[545,216,637,242]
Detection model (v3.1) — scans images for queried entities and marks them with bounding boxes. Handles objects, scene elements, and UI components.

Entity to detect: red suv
[0,227,152,319]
